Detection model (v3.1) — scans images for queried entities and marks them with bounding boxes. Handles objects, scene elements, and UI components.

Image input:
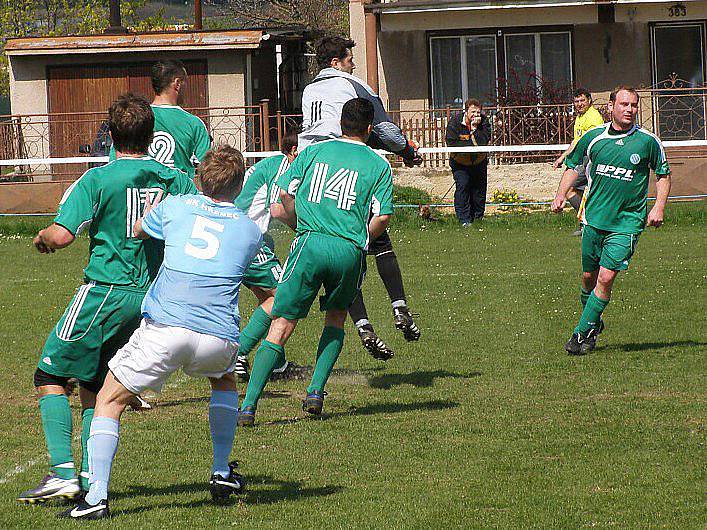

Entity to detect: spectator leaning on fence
[445,98,491,226]
[553,88,605,234]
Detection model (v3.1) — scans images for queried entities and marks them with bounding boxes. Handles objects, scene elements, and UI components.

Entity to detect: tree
[212,0,349,37]
[0,1,171,101]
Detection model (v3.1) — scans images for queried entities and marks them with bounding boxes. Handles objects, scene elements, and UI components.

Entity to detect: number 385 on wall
[668,3,687,16]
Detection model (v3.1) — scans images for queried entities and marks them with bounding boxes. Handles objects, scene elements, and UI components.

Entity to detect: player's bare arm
[553,139,577,169]
[33,224,75,253]
[133,190,163,239]
[369,214,391,241]
[647,173,671,227]
[273,188,297,230]
[551,167,580,213]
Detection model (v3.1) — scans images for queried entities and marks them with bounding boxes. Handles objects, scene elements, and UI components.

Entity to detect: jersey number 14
[307,162,358,211]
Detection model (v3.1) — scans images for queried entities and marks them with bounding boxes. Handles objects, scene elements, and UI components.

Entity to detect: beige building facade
[350,0,707,116]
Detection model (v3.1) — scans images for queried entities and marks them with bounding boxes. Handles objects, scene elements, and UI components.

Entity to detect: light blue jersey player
[63,147,260,520]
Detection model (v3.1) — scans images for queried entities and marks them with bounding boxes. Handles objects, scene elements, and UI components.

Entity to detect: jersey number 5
[307,162,358,211]
[185,216,224,260]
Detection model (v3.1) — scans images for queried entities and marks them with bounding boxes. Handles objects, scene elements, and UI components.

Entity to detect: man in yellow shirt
[553,88,605,234]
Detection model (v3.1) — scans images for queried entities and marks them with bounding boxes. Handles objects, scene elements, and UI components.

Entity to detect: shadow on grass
[156,390,293,409]
[367,370,482,389]
[620,340,707,352]
[260,399,459,427]
[597,340,707,353]
[114,474,342,514]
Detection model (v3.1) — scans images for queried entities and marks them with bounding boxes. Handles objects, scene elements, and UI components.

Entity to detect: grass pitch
[0,203,704,529]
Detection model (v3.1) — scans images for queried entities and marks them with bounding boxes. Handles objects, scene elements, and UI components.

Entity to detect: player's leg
[17,372,81,504]
[64,319,189,518]
[236,286,275,381]
[207,371,244,501]
[239,233,318,424]
[451,162,473,225]
[348,288,394,361]
[237,241,284,381]
[304,309,347,415]
[372,231,421,342]
[566,228,637,354]
[19,283,120,504]
[304,239,365,415]
[239,316,298,425]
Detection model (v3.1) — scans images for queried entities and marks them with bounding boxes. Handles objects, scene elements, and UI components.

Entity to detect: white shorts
[108,318,238,394]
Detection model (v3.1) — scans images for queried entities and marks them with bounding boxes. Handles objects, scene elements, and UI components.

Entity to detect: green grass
[0,203,704,528]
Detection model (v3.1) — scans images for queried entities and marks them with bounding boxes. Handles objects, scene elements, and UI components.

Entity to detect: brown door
[47,60,208,181]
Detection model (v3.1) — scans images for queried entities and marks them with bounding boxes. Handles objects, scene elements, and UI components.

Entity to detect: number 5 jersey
[140,194,262,342]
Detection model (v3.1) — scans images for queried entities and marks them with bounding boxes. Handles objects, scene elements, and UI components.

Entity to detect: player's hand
[33,233,54,253]
[552,156,563,169]
[646,206,664,227]
[550,195,565,213]
[143,189,163,217]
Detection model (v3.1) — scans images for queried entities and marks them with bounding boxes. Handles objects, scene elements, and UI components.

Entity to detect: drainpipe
[364,10,379,93]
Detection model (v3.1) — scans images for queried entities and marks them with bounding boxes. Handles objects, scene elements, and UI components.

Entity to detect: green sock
[580,287,591,309]
[80,408,94,490]
[307,326,345,394]
[574,291,610,335]
[39,394,75,480]
[238,306,273,358]
[241,340,285,410]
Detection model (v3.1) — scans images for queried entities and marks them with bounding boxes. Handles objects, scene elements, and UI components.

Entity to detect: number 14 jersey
[277,138,394,250]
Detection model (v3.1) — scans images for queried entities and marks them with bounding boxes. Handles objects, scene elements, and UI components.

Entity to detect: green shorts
[38,282,145,384]
[242,234,282,290]
[272,231,366,320]
[582,224,640,272]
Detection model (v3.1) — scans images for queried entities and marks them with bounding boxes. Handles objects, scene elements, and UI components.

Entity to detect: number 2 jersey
[277,138,394,250]
[54,157,197,289]
[110,104,211,179]
[140,194,262,342]
[235,153,290,234]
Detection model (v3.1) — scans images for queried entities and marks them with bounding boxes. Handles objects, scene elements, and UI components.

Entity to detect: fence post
[260,99,270,151]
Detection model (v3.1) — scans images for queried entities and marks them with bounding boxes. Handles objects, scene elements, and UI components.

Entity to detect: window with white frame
[430,35,497,108]
[504,32,572,94]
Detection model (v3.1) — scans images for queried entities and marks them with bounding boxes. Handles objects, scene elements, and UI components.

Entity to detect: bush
[393,185,432,205]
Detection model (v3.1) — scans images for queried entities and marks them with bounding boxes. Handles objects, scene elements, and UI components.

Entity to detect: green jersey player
[109,60,211,179]
[239,98,394,423]
[232,130,299,393]
[552,86,671,355]
[18,94,196,504]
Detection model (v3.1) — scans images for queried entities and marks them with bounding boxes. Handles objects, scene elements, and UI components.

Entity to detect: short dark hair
[465,98,482,110]
[109,93,154,154]
[315,36,355,69]
[197,145,245,200]
[151,60,187,94]
[281,128,299,155]
[610,85,639,103]
[574,87,592,100]
[341,98,374,138]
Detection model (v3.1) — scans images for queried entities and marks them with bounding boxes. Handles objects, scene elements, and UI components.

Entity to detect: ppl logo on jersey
[595,164,634,181]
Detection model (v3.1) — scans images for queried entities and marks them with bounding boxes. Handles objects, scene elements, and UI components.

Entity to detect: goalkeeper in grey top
[298,36,422,361]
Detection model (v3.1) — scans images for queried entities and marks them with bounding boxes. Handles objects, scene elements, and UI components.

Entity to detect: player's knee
[324,309,347,328]
[33,368,68,392]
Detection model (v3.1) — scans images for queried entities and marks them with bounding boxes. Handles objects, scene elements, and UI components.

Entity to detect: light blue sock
[85,417,120,505]
[209,390,239,478]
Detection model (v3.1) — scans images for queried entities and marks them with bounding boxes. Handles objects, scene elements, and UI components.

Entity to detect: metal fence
[1,81,706,182]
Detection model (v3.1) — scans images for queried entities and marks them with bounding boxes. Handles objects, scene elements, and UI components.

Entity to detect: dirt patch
[394,162,562,202]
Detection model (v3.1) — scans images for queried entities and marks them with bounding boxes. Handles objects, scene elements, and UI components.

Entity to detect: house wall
[9,49,249,117]
[354,1,707,111]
